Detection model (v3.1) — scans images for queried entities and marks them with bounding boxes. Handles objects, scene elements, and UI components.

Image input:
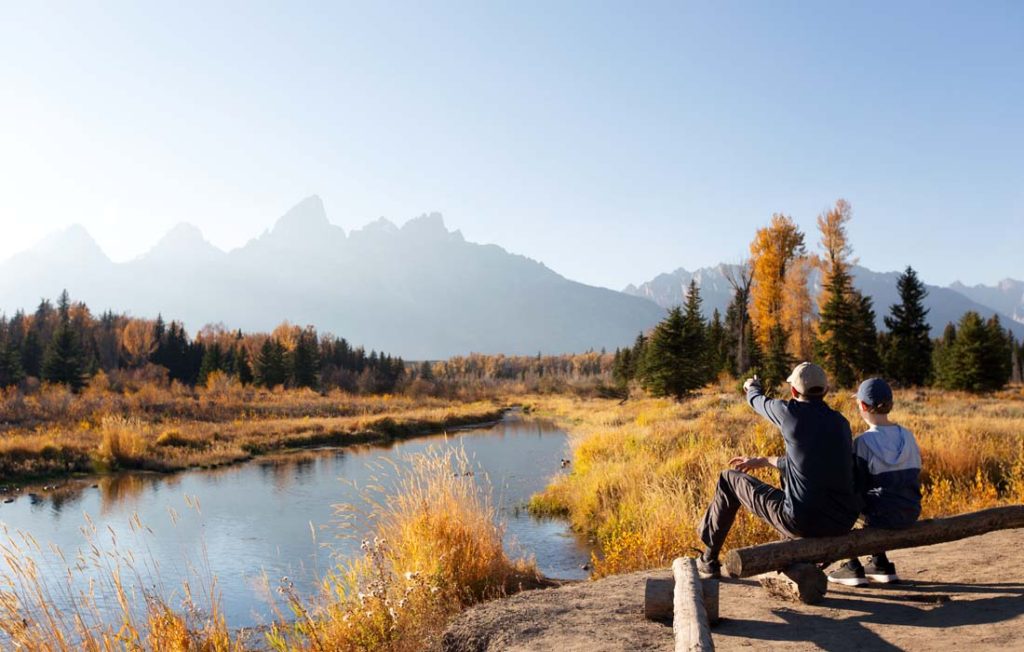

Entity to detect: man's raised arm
[743,376,788,428]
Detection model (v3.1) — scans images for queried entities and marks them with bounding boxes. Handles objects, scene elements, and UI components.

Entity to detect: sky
[0,1,1021,290]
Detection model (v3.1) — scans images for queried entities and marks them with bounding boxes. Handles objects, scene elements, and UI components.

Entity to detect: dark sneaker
[827,560,868,587]
[695,555,721,579]
[864,559,899,583]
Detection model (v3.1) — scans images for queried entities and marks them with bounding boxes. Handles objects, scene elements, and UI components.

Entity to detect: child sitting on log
[828,377,922,586]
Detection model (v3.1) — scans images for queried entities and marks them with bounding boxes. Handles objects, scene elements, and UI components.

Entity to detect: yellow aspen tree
[816,198,855,303]
[782,253,816,360]
[749,214,806,350]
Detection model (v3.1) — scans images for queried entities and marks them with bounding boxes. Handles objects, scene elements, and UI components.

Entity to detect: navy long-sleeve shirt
[746,384,861,536]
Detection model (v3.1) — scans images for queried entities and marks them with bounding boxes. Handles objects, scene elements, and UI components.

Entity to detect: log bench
[643,505,1024,646]
[723,505,1024,603]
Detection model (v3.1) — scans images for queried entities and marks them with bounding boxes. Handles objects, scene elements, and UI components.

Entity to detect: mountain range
[0,197,664,359]
[624,264,1024,338]
[2,196,1020,358]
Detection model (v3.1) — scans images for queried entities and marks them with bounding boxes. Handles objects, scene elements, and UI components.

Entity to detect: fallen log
[644,575,719,624]
[672,557,714,652]
[724,505,1024,578]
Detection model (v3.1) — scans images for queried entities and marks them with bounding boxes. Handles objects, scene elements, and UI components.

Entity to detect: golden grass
[1,446,537,651]
[268,447,539,651]
[526,386,1024,576]
[0,514,246,652]
[0,383,505,483]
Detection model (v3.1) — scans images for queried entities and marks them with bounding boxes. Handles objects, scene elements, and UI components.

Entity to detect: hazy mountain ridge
[625,264,1024,338]
[0,197,664,359]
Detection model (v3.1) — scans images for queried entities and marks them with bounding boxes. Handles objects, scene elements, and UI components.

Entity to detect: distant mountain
[0,197,665,359]
[625,264,1024,339]
[948,279,1024,326]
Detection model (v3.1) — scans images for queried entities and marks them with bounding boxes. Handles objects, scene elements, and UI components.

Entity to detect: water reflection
[0,414,589,628]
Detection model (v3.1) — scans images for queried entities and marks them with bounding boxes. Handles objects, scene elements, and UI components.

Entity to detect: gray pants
[698,470,800,560]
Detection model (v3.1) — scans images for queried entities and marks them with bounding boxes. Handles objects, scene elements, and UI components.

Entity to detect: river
[0,412,590,629]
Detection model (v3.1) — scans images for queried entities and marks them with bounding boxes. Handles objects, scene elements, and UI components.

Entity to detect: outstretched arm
[744,376,788,428]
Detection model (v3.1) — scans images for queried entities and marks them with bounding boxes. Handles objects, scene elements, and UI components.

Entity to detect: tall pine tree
[640,281,711,398]
[41,290,85,390]
[882,266,932,386]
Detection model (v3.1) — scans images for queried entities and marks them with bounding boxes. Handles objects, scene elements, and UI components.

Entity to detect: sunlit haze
[1,2,1021,289]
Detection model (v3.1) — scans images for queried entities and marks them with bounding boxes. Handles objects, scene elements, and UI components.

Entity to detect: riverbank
[442,527,1024,651]
[524,387,1024,576]
[0,386,506,486]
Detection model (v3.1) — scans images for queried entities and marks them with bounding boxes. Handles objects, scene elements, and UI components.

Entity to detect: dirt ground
[442,528,1024,651]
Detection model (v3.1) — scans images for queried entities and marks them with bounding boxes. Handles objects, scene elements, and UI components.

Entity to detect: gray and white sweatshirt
[854,424,922,529]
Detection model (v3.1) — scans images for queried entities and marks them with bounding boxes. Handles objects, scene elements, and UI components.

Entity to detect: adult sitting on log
[695,362,861,579]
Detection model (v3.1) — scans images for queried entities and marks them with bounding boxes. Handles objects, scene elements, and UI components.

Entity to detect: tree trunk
[724,505,1024,578]
[673,557,715,652]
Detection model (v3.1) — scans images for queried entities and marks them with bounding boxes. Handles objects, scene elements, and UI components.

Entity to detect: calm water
[0,413,589,628]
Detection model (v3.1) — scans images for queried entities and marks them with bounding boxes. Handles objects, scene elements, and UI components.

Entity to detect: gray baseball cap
[786,362,828,396]
[854,377,893,407]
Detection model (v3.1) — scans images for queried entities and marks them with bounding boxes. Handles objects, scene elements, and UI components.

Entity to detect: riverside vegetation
[528,386,1024,577]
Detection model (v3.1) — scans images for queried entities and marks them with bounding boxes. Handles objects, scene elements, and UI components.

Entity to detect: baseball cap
[786,362,828,396]
[855,378,893,407]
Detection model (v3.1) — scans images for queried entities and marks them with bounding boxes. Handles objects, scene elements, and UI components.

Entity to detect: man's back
[747,386,860,536]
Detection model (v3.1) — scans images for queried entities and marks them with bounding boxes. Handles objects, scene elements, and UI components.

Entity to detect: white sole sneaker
[827,575,868,587]
[865,573,899,583]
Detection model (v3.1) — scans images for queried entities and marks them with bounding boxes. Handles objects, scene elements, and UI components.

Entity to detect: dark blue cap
[855,377,893,407]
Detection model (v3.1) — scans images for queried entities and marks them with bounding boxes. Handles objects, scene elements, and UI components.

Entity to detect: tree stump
[757,563,827,604]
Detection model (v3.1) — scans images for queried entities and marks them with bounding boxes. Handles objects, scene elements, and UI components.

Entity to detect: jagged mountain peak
[354,217,400,236]
[400,212,463,241]
[271,195,334,236]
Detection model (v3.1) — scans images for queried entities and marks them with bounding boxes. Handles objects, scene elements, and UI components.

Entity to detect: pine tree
[980,317,1013,390]
[418,360,435,381]
[41,290,85,390]
[680,280,711,386]
[290,328,320,389]
[21,329,43,378]
[630,332,648,381]
[611,347,633,390]
[640,307,688,398]
[851,291,881,376]
[0,320,24,388]
[198,342,224,384]
[707,308,728,375]
[1012,336,1023,385]
[815,266,858,388]
[933,312,1010,392]
[235,348,254,385]
[640,282,711,398]
[882,266,932,386]
[254,339,288,388]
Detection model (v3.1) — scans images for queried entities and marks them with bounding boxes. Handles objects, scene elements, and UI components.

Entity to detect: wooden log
[724,505,1024,578]
[672,557,715,652]
[757,563,827,604]
[644,577,674,621]
[644,576,720,625]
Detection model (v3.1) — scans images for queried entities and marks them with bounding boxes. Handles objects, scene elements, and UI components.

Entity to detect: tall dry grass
[527,387,1024,576]
[0,513,244,652]
[1,447,537,651]
[0,383,505,483]
[268,446,539,651]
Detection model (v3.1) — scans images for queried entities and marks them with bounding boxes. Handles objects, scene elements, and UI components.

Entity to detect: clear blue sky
[1,1,1021,289]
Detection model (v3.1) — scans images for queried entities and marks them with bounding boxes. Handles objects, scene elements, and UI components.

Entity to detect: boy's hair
[865,400,893,414]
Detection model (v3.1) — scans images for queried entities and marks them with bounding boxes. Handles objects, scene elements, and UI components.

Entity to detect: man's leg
[698,469,795,562]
